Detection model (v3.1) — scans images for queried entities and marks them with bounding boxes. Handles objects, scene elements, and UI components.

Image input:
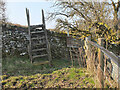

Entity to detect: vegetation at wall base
[2,56,117,88]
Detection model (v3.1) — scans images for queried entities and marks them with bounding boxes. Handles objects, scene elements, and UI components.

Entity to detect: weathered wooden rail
[85,36,120,88]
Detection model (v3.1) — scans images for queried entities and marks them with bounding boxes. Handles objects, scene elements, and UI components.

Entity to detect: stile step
[31,36,46,40]
[32,42,46,46]
[32,48,46,52]
[30,24,43,29]
[31,30,44,34]
[33,54,48,59]
[30,29,43,32]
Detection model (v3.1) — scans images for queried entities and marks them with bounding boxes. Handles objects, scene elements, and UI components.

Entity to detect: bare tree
[110,0,120,38]
[48,0,119,45]
[48,0,112,37]
[0,0,7,24]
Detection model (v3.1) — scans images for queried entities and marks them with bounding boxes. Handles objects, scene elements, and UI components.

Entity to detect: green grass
[2,68,95,89]
[2,56,73,76]
[2,56,96,88]
[2,56,118,88]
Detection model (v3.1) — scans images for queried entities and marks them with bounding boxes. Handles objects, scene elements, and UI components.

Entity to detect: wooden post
[78,48,81,67]
[118,56,120,89]
[70,47,73,67]
[118,6,120,89]
[26,8,33,63]
[0,21,2,90]
[77,48,81,67]
[85,36,91,71]
[42,9,52,66]
[98,38,104,88]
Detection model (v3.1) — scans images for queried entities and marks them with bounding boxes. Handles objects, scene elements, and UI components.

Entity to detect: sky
[6,0,56,29]
[5,0,118,29]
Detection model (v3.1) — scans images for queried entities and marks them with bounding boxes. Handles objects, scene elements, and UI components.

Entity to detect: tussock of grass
[2,56,72,76]
[2,56,96,88]
[2,68,95,88]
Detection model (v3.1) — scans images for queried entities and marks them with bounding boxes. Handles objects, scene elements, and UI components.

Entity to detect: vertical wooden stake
[70,47,73,67]
[0,19,2,90]
[42,9,52,66]
[98,38,104,88]
[77,48,81,67]
[118,56,120,89]
[26,8,32,63]
[85,36,91,71]
[118,7,120,89]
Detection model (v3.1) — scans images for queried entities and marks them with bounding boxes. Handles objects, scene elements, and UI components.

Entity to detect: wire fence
[85,36,119,88]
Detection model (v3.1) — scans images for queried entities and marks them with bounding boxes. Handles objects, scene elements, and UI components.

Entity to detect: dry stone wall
[2,24,69,59]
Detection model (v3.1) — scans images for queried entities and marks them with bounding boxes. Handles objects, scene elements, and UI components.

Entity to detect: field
[1,0,120,89]
[2,56,96,88]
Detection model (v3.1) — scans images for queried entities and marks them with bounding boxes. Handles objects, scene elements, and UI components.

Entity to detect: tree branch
[116,1,120,12]
[111,0,116,11]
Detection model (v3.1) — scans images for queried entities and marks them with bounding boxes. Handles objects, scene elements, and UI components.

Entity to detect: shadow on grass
[2,56,80,76]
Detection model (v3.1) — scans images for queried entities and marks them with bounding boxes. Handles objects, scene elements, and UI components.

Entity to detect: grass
[1,56,97,88]
[2,56,72,76]
[2,56,118,88]
[2,68,95,88]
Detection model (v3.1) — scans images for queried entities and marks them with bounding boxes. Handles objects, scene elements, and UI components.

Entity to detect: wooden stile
[26,8,52,65]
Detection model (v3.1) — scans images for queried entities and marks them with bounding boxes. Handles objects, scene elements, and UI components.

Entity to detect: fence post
[118,56,120,89]
[85,36,91,71]
[0,22,2,90]
[98,38,104,88]
[118,8,120,89]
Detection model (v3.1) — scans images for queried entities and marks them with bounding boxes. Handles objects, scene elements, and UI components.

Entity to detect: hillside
[2,56,115,89]
[2,68,95,88]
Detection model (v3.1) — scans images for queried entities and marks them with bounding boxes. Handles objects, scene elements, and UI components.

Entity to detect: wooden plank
[70,47,73,67]
[117,9,120,86]
[31,36,45,40]
[87,38,119,88]
[32,48,46,52]
[88,40,119,65]
[33,54,48,59]
[32,42,46,46]
[26,8,33,63]
[30,24,43,29]
[30,29,43,32]
[85,36,92,71]
[77,48,81,67]
[42,9,52,66]
[31,30,44,34]
[119,56,120,89]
